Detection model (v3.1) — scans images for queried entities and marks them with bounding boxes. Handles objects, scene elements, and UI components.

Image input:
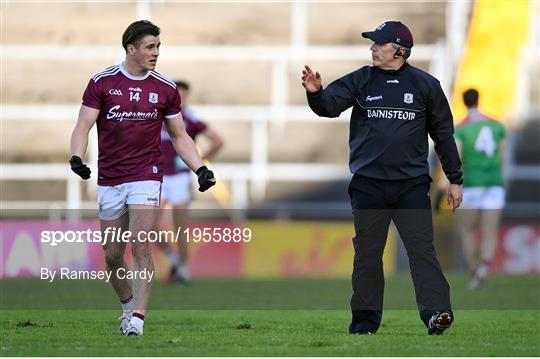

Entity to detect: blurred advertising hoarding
[1,219,537,278]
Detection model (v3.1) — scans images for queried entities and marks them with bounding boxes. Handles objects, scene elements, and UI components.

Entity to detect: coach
[302,21,462,335]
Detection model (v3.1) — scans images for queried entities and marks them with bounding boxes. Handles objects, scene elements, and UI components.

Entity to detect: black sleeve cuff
[448,173,463,185]
[306,87,323,97]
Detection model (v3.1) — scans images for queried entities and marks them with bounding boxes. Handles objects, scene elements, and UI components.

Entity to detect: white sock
[164,248,179,268]
[130,314,144,333]
[121,296,134,316]
[476,263,490,279]
[179,264,191,280]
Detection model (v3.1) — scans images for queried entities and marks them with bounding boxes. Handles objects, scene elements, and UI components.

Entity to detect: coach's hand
[302,65,322,93]
[447,183,463,212]
[196,166,216,192]
[69,155,91,180]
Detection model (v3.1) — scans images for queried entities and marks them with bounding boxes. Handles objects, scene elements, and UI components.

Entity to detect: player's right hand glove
[69,155,91,180]
[196,166,216,192]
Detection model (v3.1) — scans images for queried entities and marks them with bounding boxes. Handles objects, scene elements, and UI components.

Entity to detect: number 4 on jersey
[474,126,496,157]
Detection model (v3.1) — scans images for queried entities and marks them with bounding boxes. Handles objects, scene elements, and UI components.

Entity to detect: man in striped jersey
[69,20,216,336]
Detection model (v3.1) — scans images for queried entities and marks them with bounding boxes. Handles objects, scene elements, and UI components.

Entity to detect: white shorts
[97,180,162,220]
[161,172,194,206]
[461,186,505,210]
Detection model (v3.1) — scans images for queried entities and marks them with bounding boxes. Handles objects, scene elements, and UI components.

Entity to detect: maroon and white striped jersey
[82,63,181,186]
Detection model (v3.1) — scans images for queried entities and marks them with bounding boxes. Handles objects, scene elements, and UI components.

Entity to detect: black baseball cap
[362,21,414,48]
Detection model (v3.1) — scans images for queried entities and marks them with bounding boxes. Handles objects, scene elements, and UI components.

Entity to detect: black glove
[196,166,216,192]
[69,155,91,180]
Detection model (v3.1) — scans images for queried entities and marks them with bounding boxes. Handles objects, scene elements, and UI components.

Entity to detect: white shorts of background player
[97,180,162,220]
[161,172,194,206]
[461,186,505,210]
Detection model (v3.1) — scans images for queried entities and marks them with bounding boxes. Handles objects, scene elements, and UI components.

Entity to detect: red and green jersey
[454,110,505,187]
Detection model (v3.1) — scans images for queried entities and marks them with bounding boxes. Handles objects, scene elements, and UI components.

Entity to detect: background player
[69,20,216,336]
[158,80,224,285]
[453,88,506,289]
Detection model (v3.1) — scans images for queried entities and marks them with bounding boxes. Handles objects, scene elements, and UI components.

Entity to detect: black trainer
[428,311,453,335]
[351,330,375,335]
[349,322,376,335]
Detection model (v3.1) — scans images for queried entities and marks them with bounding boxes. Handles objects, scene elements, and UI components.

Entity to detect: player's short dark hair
[174,81,190,91]
[122,20,160,51]
[463,88,479,108]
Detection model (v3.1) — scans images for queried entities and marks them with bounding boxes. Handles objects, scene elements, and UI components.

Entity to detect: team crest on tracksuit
[403,93,414,104]
[149,92,159,103]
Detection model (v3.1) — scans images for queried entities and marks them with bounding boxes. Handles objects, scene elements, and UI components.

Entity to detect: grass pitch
[1,274,539,356]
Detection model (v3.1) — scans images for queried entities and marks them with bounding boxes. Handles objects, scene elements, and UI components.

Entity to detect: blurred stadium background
[1,1,539,283]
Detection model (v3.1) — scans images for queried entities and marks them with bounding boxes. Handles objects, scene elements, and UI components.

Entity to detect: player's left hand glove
[196,166,216,192]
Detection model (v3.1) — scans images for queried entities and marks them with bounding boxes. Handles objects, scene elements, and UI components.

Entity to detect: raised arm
[302,65,357,118]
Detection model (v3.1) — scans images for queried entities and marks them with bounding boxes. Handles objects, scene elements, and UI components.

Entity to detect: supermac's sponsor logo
[106,105,159,121]
[109,89,123,96]
[366,95,383,102]
[387,79,399,84]
[129,87,142,92]
[367,109,416,121]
